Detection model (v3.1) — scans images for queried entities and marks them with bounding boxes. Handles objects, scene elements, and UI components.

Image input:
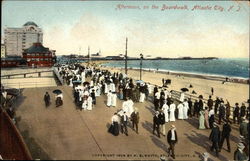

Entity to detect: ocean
[101,58,249,79]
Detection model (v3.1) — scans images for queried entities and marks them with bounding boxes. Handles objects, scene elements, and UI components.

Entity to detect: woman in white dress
[107,90,112,107]
[111,92,117,107]
[183,99,189,119]
[95,85,101,97]
[169,102,176,122]
[177,102,184,119]
[139,85,145,103]
[90,80,94,87]
[110,82,116,92]
[81,71,85,84]
[87,96,93,110]
[127,98,134,117]
[104,83,108,94]
[180,92,185,102]
[162,101,169,123]
[69,78,73,87]
[82,97,88,110]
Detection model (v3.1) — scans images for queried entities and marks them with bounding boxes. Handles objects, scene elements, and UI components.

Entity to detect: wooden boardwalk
[14,85,241,160]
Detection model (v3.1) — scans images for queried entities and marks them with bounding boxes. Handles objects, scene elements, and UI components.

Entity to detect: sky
[1,0,249,58]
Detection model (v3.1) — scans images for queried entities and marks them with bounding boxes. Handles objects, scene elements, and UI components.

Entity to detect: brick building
[22,42,56,67]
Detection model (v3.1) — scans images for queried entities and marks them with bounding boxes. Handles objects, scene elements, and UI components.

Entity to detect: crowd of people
[51,62,249,160]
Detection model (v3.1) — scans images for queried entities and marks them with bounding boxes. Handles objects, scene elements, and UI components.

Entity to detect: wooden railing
[52,67,64,85]
[0,108,32,160]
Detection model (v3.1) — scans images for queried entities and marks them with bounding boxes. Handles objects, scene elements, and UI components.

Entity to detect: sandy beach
[83,61,249,107]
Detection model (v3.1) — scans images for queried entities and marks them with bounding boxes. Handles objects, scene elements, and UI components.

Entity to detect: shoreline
[97,62,249,84]
[96,64,249,105]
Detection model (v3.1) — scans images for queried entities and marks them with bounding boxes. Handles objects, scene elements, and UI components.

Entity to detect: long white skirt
[139,93,145,103]
[82,101,87,110]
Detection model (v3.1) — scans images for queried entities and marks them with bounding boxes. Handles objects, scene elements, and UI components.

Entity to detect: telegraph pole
[125,37,128,75]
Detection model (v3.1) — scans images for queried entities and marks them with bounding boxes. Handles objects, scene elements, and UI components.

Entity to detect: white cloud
[43,13,249,58]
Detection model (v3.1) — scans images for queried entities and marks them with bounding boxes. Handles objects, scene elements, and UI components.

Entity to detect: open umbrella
[5,88,20,97]
[72,80,82,85]
[199,95,203,99]
[136,80,144,84]
[181,88,189,92]
[53,89,62,94]
[83,81,90,86]
[165,79,171,84]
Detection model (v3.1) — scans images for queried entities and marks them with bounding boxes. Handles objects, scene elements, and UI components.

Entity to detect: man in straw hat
[234,143,248,161]
[209,122,220,157]
[167,125,178,159]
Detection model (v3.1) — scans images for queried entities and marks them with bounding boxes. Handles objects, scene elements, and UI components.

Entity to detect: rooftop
[23,21,38,27]
[24,43,50,54]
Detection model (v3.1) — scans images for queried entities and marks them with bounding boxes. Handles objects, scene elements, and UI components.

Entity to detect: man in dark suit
[219,120,231,152]
[167,125,178,159]
[207,95,213,110]
[218,103,225,124]
[121,111,129,136]
[240,103,246,123]
[153,111,160,137]
[159,110,166,136]
[188,98,193,117]
[193,100,199,117]
[209,122,221,157]
[233,103,240,124]
[130,108,140,134]
[44,92,50,107]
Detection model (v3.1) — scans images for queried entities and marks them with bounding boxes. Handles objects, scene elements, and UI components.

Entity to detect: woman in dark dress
[109,113,120,136]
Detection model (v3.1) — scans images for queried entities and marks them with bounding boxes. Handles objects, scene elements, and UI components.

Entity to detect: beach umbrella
[72,80,81,83]
[83,81,90,86]
[199,95,203,99]
[192,90,197,94]
[136,80,144,84]
[165,79,171,84]
[181,88,189,92]
[72,80,82,85]
[53,89,62,94]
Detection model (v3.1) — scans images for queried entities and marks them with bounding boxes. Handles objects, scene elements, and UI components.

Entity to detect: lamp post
[125,38,128,75]
[140,53,143,80]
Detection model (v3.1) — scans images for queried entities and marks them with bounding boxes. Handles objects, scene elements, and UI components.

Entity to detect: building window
[36,58,39,61]
[45,53,48,56]
[27,59,31,62]
[8,62,11,64]
[2,62,5,64]
[36,53,39,56]
[32,58,35,61]
[44,58,48,61]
